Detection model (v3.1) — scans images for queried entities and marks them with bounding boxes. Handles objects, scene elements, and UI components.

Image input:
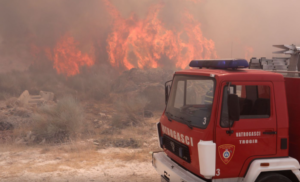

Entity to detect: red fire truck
[152,59,300,182]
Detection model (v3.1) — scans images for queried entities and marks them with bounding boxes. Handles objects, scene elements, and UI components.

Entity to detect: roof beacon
[189,59,249,69]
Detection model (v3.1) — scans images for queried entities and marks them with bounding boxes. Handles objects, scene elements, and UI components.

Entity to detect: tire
[256,173,292,182]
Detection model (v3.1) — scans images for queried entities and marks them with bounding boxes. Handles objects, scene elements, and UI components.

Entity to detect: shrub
[11,107,31,117]
[32,96,84,143]
[111,95,149,128]
[64,66,115,100]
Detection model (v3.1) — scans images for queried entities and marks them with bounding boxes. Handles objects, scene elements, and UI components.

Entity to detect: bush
[111,95,149,128]
[64,66,115,100]
[32,96,84,143]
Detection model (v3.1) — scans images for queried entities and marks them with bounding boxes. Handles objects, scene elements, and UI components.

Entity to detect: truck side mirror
[165,80,172,105]
[228,94,240,122]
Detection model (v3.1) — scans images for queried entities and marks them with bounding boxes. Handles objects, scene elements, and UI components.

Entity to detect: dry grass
[94,137,142,149]
[31,96,84,143]
[111,95,149,129]
[11,107,31,117]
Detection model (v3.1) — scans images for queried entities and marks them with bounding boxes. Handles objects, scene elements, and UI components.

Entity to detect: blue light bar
[189,59,249,69]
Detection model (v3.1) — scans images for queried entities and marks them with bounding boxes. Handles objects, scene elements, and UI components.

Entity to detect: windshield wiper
[166,113,193,129]
[181,105,210,111]
[179,117,193,129]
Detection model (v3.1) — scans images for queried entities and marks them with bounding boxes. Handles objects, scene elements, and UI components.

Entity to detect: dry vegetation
[32,96,84,143]
[0,67,171,181]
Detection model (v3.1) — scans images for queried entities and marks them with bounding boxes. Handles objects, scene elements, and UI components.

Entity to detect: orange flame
[31,1,216,75]
[30,34,94,76]
[104,0,217,70]
[51,34,94,76]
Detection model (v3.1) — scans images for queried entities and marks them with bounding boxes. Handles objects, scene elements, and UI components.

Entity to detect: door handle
[263,131,277,135]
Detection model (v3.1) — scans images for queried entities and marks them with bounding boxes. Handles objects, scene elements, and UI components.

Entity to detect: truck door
[215,82,277,178]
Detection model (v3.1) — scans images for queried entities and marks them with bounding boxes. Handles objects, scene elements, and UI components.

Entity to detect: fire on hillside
[30,0,217,76]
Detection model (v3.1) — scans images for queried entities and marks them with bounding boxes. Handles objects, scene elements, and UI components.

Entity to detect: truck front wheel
[256,173,292,182]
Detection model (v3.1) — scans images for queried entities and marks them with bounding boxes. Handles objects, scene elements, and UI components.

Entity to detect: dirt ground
[0,142,161,182]
[0,149,160,182]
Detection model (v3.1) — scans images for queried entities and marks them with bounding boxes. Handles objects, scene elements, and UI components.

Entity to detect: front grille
[162,134,191,163]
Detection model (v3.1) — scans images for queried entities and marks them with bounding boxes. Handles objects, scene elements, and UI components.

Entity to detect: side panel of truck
[238,79,289,177]
[285,77,300,162]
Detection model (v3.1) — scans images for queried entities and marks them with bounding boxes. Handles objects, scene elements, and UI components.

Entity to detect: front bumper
[152,152,206,182]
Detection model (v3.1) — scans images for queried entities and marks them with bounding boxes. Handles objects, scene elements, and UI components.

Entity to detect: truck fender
[243,157,300,182]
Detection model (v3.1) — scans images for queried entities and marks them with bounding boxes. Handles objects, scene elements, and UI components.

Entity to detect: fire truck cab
[152,59,300,182]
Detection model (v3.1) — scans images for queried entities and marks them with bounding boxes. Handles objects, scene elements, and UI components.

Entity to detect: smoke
[196,0,300,59]
[0,0,110,72]
[0,0,299,73]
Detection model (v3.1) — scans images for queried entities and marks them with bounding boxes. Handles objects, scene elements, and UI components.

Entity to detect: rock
[17,90,55,106]
[17,90,30,105]
[40,91,54,101]
[99,112,106,118]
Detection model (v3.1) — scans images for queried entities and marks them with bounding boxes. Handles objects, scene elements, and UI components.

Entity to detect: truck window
[186,80,213,105]
[220,85,270,128]
[174,81,184,109]
[166,75,215,129]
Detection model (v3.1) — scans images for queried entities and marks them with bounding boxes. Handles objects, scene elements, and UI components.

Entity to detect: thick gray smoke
[0,0,299,72]
[0,0,111,72]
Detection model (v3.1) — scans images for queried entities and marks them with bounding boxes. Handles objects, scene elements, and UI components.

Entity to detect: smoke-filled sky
[0,0,299,74]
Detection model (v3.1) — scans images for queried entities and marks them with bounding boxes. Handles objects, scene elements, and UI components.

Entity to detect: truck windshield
[165,75,215,129]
